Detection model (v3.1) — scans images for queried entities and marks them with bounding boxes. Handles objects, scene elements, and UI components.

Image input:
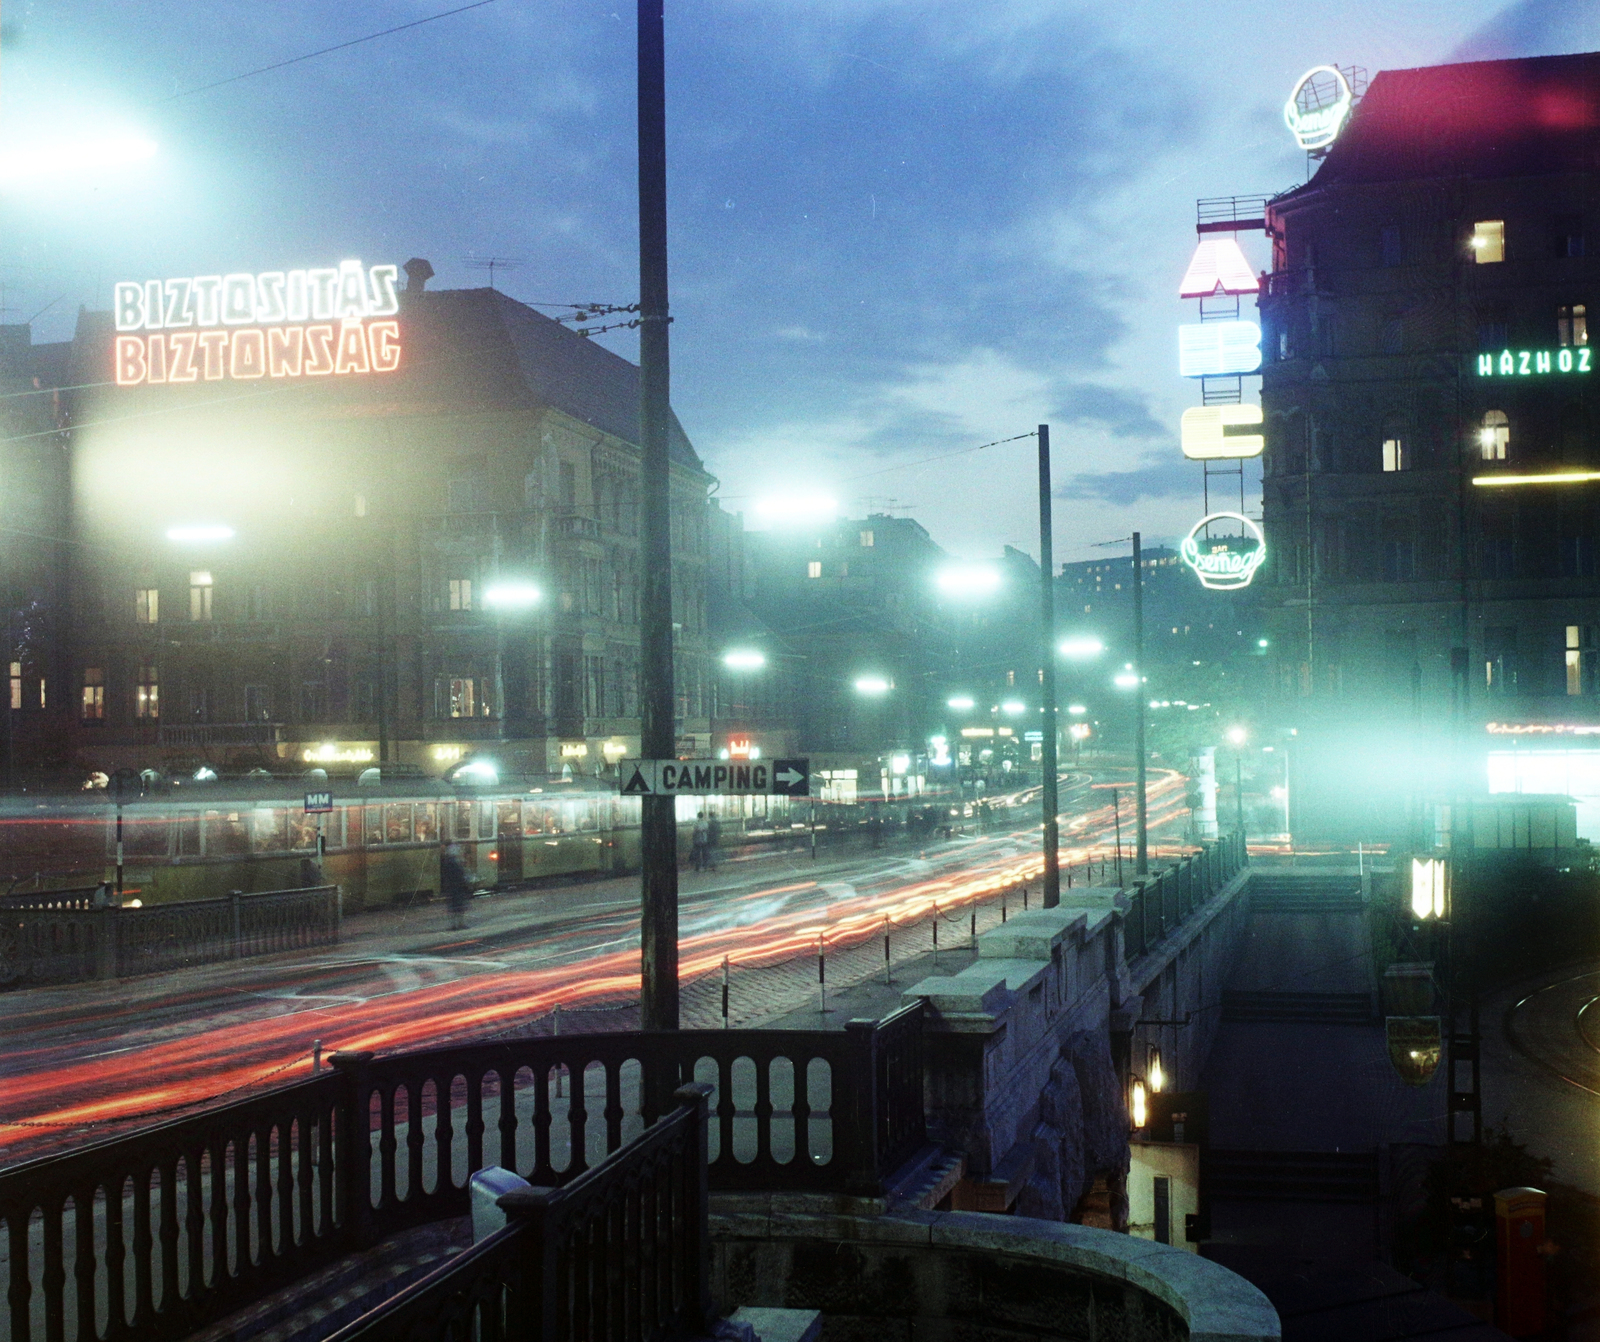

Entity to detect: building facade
[1257,53,1600,838]
[9,269,725,781]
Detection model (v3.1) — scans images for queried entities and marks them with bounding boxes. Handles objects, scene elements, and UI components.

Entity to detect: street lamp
[1000,699,1026,716]
[936,564,1002,598]
[483,581,542,746]
[854,675,891,695]
[1113,668,1140,690]
[1058,635,1105,659]
[722,649,766,671]
[0,131,158,188]
[1226,726,1247,835]
[947,694,975,710]
[165,524,234,543]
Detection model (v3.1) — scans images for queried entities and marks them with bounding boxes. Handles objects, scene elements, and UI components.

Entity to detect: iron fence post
[843,1019,882,1194]
[96,906,118,980]
[498,1186,556,1337]
[329,1050,376,1249]
[672,1082,716,1333]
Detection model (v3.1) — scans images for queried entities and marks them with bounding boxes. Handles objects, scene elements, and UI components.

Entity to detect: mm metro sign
[620,759,809,797]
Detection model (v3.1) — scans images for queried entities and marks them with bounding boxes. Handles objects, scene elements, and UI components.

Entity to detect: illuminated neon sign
[1285,66,1353,151]
[1476,348,1592,377]
[1180,512,1266,590]
[1179,321,1261,377]
[111,259,401,388]
[1180,404,1264,460]
[1178,239,1258,298]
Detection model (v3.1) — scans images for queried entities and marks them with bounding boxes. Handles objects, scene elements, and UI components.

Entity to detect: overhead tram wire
[159,0,507,103]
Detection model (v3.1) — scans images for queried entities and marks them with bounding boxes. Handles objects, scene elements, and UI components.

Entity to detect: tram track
[1503,968,1600,1099]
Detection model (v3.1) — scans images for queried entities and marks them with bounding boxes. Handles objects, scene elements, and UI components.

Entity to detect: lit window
[1471,221,1505,263]
[1566,625,1595,696]
[136,665,160,720]
[135,588,159,624]
[1559,304,1589,347]
[448,578,473,611]
[1382,438,1406,472]
[449,677,477,718]
[807,561,822,578]
[189,571,213,622]
[1480,410,1510,461]
[859,530,874,547]
[81,667,105,722]
[8,661,19,711]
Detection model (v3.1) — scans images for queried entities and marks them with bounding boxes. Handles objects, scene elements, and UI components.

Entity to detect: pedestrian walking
[706,812,722,870]
[691,811,710,871]
[441,841,471,930]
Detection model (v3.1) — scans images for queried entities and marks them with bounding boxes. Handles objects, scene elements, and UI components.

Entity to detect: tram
[0,779,814,910]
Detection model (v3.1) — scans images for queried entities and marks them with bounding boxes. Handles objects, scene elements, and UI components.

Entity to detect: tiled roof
[1289,51,1600,194]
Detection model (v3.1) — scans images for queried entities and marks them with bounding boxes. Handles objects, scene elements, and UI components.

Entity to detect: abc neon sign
[1285,66,1353,152]
[1180,512,1266,590]
[1180,404,1264,460]
[111,259,401,387]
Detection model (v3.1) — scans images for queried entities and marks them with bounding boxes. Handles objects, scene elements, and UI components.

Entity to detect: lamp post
[1036,424,1061,908]
[483,581,542,746]
[1132,531,1147,875]
[1226,725,1247,837]
[717,648,766,759]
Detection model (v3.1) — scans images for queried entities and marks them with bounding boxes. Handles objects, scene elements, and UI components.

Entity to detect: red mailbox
[1493,1186,1546,1337]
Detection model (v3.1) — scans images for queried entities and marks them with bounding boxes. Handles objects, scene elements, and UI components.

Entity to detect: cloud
[1057,451,1198,505]
[1451,0,1600,60]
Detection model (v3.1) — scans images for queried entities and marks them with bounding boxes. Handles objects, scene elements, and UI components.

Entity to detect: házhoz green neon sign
[1477,348,1592,377]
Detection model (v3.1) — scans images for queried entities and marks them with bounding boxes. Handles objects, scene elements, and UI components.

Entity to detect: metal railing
[1,1008,924,1342]
[1122,833,1246,962]
[0,885,342,989]
[325,1084,714,1342]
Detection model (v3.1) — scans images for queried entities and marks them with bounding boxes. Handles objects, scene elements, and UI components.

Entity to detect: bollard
[313,1039,322,1074]
[817,933,826,1015]
[1002,890,1007,923]
[883,916,891,985]
[721,955,730,1028]
[1023,884,1029,911]
[971,907,977,946]
[933,903,939,955]
[553,1002,564,1097]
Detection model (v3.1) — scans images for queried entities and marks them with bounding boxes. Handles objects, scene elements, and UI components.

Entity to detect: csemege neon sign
[1284,66,1353,151]
[1476,348,1592,377]
[111,259,401,387]
[1180,512,1266,590]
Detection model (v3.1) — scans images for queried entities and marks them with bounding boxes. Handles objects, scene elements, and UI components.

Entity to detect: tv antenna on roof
[464,256,525,290]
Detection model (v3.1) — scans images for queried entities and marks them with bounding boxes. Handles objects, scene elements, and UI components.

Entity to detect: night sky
[3,0,1594,560]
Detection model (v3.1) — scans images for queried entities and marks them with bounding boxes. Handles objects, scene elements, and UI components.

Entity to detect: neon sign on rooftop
[111,259,402,387]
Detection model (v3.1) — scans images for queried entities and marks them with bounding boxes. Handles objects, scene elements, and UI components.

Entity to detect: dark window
[1482,535,1516,579]
[1477,318,1509,349]
[1484,626,1518,694]
[1381,538,1416,581]
[1380,224,1403,266]
[1559,404,1589,464]
[1381,318,1404,355]
[300,681,326,722]
[1556,214,1585,258]
[1562,535,1596,578]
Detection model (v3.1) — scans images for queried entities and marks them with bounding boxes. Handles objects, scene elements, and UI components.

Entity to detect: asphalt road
[0,766,1191,1160]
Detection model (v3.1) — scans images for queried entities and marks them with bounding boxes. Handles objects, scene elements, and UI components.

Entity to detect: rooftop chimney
[403,258,435,293]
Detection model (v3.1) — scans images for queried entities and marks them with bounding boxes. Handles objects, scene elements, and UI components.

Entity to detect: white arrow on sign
[775,766,805,788]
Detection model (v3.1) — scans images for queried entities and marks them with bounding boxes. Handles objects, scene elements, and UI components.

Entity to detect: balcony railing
[158,722,283,747]
[0,1005,925,1342]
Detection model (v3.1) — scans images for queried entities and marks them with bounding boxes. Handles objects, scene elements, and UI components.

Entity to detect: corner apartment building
[1257,53,1600,837]
[11,268,720,780]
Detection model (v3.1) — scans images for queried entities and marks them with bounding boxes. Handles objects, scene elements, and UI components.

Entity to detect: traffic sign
[304,790,334,813]
[619,758,809,797]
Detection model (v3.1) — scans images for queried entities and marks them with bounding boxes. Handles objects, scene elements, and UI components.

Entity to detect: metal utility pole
[637,0,679,1030]
[1132,531,1148,874]
[1037,425,1060,908]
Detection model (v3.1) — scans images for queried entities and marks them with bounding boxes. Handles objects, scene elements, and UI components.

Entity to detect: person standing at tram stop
[441,840,471,930]
[691,811,711,871]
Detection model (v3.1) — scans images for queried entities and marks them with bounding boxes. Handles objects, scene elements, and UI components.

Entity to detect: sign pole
[1037,425,1060,908]
[1133,532,1148,875]
[637,0,679,1032]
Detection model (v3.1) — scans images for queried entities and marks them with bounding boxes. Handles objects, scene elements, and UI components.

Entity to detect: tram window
[176,815,201,857]
[497,801,523,836]
[528,804,559,834]
[126,814,170,859]
[415,804,438,843]
[575,801,597,832]
[479,801,496,838]
[251,809,288,854]
[454,800,475,840]
[204,810,251,856]
[365,807,385,847]
[385,804,413,844]
[289,813,318,851]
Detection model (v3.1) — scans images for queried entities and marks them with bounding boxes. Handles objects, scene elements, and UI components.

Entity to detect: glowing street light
[449,758,500,786]
[722,648,767,671]
[166,524,234,543]
[1068,704,1087,715]
[1227,725,1247,746]
[0,131,157,188]
[936,563,1002,598]
[1001,700,1026,715]
[947,694,975,710]
[754,493,836,524]
[1058,635,1105,659]
[854,675,891,696]
[483,581,542,610]
[1113,669,1140,690]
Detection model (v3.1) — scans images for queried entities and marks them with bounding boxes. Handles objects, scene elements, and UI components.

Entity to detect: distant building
[1258,52,1600,838]
[13,273,725,780]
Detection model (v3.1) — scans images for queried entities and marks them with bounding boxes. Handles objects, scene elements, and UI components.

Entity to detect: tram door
[496,800,524,884]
